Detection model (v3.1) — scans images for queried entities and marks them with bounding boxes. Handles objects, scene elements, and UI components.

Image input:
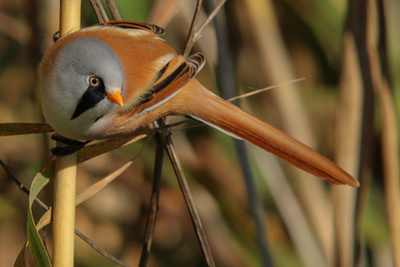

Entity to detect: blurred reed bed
[0,0,398,266]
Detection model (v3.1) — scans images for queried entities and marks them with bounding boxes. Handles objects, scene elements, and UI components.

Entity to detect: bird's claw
[51,134,91,156]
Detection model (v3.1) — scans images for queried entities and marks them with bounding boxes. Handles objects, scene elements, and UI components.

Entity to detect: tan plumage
[39,20,359,187]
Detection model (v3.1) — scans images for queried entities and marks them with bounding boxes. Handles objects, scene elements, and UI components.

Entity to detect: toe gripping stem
[51,134,91,156]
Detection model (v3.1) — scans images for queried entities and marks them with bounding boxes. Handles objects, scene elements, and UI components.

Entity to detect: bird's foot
[51,134,91,156]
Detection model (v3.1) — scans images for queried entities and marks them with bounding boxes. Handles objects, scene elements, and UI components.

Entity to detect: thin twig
[157,119,215,266]
[75,230,129,267]
[151,1,215,264]
[139,131,164,267]
[228,78,306,102]
[0,159,49,210]
[193,0,226,42]
[183,0,203,57]
[88,0,108,22]
[106,0,122,20]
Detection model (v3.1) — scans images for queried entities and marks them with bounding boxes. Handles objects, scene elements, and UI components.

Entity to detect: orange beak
[107,91,124,106]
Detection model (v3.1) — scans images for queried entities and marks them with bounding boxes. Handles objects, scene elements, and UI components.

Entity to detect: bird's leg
[51,133,91,156]
[53,31,60,42]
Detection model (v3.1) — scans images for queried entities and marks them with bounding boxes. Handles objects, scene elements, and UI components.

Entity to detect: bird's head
[39,36,124,139]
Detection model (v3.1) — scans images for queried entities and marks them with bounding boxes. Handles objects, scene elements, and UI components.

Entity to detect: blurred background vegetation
[0,0,399,266]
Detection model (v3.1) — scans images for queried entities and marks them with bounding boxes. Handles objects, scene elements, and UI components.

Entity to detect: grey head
[41,36,124,139]
[55,37,123,120]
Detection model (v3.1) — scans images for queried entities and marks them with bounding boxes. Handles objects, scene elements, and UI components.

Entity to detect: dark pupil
[90,77,99,86]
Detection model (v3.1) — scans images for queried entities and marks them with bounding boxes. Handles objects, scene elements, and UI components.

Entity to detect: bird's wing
[98,20,165,35]
[128,55,193,116]
[187,52,206,78]
[137,52,207,113]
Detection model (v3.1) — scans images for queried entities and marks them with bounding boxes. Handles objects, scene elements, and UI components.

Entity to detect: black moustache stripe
[71,79,106,120]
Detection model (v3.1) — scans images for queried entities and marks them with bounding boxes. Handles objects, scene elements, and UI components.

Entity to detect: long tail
[171,79,359,187]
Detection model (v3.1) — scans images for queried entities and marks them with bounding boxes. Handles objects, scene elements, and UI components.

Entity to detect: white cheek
[83,112,115,139]
[93,98,115,115]
[48,69,88,117]
[41,79,76,135]
[41,83,116,140]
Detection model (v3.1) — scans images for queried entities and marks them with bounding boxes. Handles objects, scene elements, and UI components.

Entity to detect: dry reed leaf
[27,158,54,267]
[252,147,327,267]
[77,134,147,164]
[35,135,148,230]
[332,0,387,266]
[36,160,134,230]
[13,243,27,267]
[75,160,133,206]
[378,79,400,266]
[235,0,334,262]
[367,1,400,264]
[36,209,51,231]
[0,123,53,136]
[331,32,361,267]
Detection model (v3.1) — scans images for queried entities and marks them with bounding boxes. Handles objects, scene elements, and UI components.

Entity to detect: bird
[38,20,359,187]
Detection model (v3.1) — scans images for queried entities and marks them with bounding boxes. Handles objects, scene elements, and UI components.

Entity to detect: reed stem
[52,1,81,266]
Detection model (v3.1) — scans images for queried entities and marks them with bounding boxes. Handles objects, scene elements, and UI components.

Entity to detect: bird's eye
[89,76,100,87]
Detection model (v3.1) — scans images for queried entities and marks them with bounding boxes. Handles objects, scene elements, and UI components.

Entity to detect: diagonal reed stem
[139,131,164,267]
[183,0,203,57]
[105,0,122,20]
[157,119,215,267]
[88,0,108,22]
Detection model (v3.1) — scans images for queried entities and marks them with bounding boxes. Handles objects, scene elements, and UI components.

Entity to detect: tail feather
[173,79,359,187]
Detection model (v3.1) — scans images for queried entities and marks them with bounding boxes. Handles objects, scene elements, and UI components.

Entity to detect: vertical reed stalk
[52,1,81,266]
